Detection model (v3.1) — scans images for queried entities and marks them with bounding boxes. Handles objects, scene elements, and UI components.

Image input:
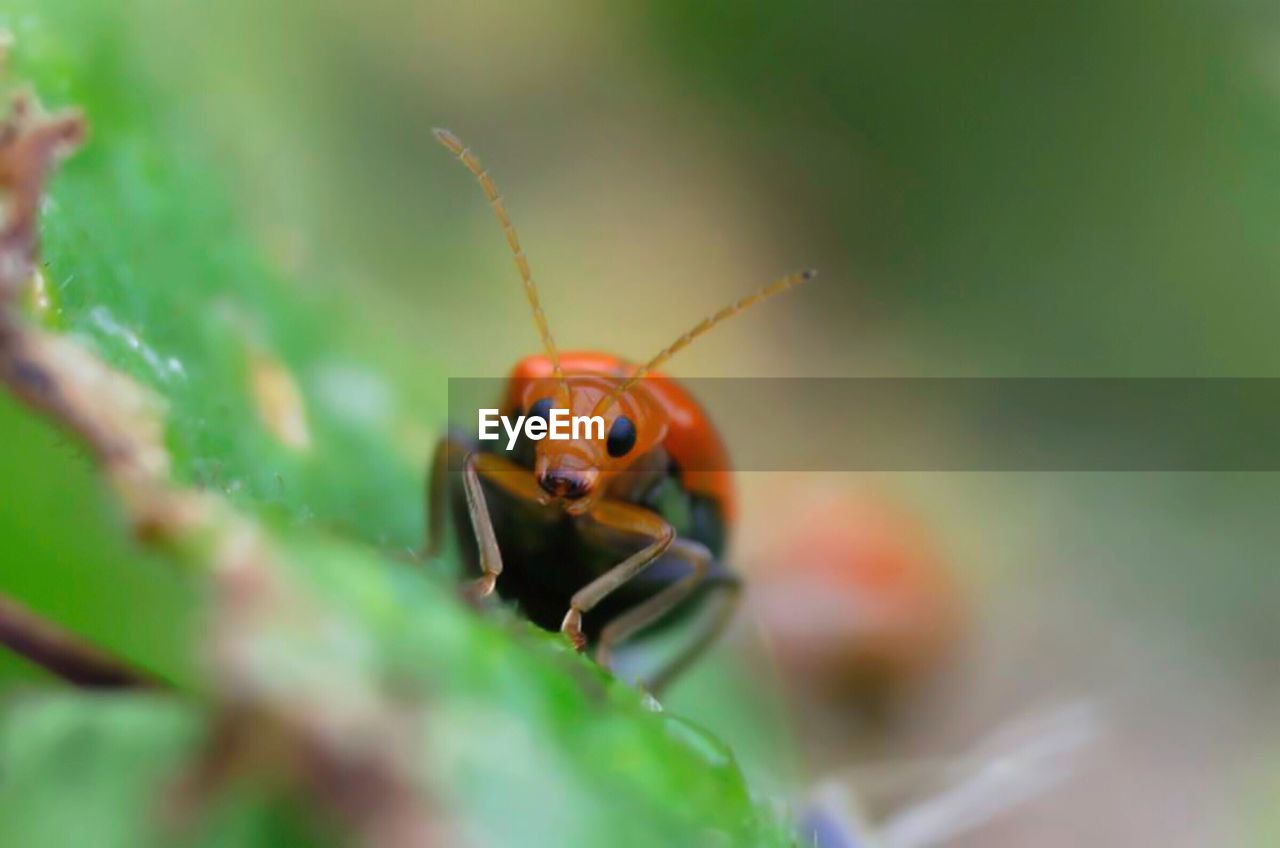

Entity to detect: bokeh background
[6,1,1280,845]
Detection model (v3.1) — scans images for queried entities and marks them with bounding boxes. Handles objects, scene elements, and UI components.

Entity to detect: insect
[425,128,812,692]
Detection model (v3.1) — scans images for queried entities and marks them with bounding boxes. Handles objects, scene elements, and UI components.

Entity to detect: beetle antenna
[602,269,815,409]
[434,128,566,388]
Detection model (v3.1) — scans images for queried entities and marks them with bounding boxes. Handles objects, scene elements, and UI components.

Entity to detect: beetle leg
[459,451,545,602]
[643,579,742,695]
[560,500,675,652]
[594,539,743,694]
[594,537,711,668]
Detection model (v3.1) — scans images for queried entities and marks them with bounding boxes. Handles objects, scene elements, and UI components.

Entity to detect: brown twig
[0,595,152,687]
[0,84,448,845]
[0,92,153,689]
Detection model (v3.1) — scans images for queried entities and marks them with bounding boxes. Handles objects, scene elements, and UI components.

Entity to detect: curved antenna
[434,128,566,389]
[599,268,815,413]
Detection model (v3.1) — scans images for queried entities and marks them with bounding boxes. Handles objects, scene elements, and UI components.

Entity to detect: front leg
[560,500,674,651]
[594,538,712,669]
[592,538,742,695]
[456,451,546,602]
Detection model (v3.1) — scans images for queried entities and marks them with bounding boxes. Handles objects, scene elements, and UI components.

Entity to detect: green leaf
[0,2,796,845]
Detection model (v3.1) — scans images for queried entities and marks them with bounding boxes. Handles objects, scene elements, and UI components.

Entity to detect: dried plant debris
[0,90,84,300]
[0,92,170,499]
[0,81,450,846]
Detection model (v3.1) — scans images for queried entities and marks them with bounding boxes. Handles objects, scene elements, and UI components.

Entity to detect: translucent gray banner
[446,378,1280,471]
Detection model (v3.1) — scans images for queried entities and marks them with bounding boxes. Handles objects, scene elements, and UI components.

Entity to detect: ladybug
[425,129,813,692]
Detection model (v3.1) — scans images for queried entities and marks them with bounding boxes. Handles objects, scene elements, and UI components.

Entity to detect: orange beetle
[424,129,812,691]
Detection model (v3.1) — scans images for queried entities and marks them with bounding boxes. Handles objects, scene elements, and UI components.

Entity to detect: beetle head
[517,373,666,514]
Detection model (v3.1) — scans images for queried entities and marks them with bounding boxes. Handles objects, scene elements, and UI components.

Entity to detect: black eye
[527,397,554,421]
[607,416,637,457]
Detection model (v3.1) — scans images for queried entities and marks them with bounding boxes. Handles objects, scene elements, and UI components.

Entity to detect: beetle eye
[607,415,637,458]
[527,397,554,421]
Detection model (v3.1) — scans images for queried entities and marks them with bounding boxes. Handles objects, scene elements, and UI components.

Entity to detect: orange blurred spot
[750,492,963,701]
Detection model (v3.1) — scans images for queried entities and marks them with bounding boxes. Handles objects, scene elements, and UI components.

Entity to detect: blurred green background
[3,0,1280,845]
